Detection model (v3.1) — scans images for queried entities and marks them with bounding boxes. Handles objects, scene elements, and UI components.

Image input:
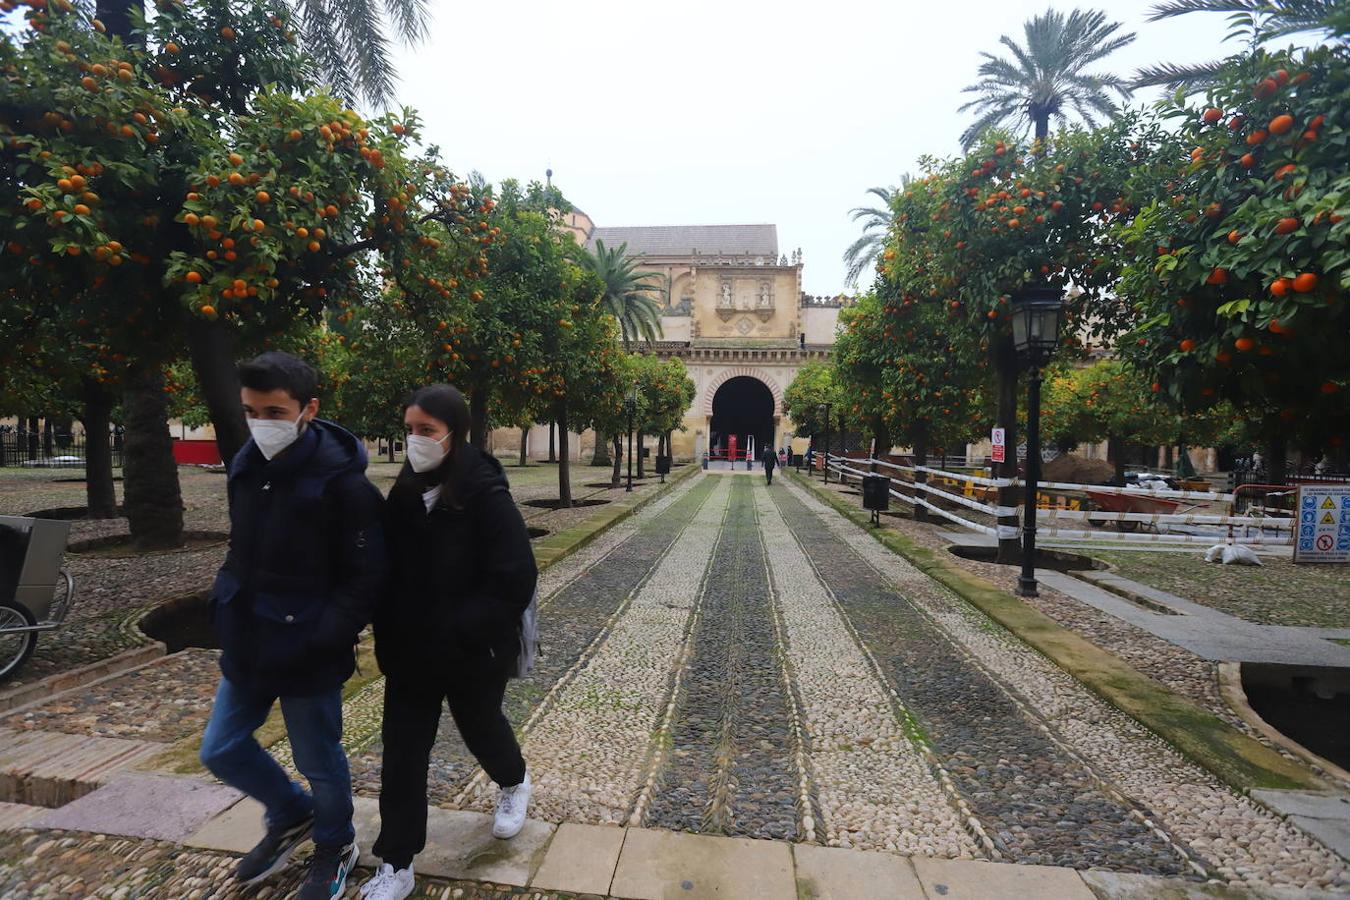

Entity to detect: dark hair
[398,384,472,508]
[238,351,319,406]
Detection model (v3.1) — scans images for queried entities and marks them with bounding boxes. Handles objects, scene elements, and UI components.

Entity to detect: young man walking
[761,444,778,485]
[199,351,385,899]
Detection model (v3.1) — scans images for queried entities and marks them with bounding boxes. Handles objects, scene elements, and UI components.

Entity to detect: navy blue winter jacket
[211,419,386,696]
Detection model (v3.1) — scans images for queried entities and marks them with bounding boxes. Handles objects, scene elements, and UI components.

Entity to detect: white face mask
[248,411,306,460]
[406,433,450,473]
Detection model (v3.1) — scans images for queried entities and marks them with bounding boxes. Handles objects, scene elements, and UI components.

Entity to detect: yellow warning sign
[1323,511,1337,525]
[1323,497,1336,509]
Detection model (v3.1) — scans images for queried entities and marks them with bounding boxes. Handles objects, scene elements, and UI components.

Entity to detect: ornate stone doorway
[709,376,775,460]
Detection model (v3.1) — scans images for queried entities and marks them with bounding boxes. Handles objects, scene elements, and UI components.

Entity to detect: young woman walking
[360,385,537,900]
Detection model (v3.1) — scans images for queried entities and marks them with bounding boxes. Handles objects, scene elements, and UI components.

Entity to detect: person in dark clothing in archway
[761,444,778,485]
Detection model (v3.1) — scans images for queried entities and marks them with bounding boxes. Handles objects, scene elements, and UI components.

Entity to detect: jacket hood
[230,418,368,482]
[452,442,509,501]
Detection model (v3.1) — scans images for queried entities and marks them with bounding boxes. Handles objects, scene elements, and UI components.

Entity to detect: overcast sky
[382,0,1257,295]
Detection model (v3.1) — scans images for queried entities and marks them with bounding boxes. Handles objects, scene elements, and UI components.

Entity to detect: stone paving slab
[1046,571,1350,666]
[912,855,1096,898]
[0,802,42,830]
[352,796,554,886]
[1080,869,1344,898]
[183,795,265,854]
[0,727,164,807]
[792,843,926,899]
[28,773,242,841]
[529,822,627,895]
[608,827,796,899]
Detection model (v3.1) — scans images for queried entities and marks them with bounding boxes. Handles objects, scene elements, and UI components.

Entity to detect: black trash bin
[862,474,891,525]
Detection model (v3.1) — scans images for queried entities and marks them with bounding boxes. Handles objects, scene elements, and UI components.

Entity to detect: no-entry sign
[991,427,1006,464]
[1294,484,1350,564]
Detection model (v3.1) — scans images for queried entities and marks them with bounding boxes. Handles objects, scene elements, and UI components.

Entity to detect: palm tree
[94,0,426,108]
[842,183,904,288]
[1133,0,1348,93]
[582,240,664,350]
[959,8,1136,150]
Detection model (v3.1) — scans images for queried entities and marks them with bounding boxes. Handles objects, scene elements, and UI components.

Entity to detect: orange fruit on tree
[308,240,320,252]
[1206,267,1228,285]
[1292,273,1317,292]
[1274,217,1298,234]
[73,203,90,215]
[1227,229,1242,244]
[1254,77,1277,98]
[1246,129,1268,146]
[81,76,97,91]
[228,172,244,185]
[1270,278,1290,296]
[255,190,269,203]
[185,270,202,283]
[228,152,243,166]
[1179,339,1196,352]
[184,212,199,225]
[220,26,235,40]
[1268,114,1294,135]
[1202,107,1223,124]
[200,304,216,317]
[1240,153,1255,168]
[1234,337,1255,352]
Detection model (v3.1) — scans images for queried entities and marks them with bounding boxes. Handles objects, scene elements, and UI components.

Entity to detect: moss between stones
[786,470,1324,794]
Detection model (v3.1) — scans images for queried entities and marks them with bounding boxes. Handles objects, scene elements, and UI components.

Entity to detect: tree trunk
[611,434,623,488]
[122,364,184,550]
[80,379,118,519]
[42,418,54,458]
[547,421,556,463]
[592,430,611,467]
[519,427,529,467]
[469,383,490,450]
[185,316,249,466]
[872,418,890,461]
[637,431,646,478]
[1266,434,1288,486]
[992,336,1022,563]
[387,438,396,463]
[25,417,39,460]
[913,419,930,523]
[1106,435,1128,484]
[557,407,572,508]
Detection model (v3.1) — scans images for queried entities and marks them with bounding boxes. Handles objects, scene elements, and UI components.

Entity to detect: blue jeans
[199,677,354,847]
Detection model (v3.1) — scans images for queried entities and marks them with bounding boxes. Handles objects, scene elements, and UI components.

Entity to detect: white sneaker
[359,862,414,900]
[492,771,531,839]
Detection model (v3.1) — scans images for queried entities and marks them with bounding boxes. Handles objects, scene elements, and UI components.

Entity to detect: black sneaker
[235,811,315,884]
[298,838,359,900]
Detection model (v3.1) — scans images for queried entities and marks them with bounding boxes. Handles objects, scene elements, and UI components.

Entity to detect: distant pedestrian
[779,448,788,469]
[200,351,385,899]
[761,445,778,485]
[362,384,537,900]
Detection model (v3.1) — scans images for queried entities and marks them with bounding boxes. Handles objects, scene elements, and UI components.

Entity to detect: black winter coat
[211,419,386,696]
[373,444,537,683]
[761,447,777,470]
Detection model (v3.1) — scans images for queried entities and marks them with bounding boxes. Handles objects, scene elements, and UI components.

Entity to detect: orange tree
[634,353,696,475]
[1108,44,1348,480]
[834,290,987,468]
[878,119,1183,557]
[0,0,484,545]
[783,360,843,452]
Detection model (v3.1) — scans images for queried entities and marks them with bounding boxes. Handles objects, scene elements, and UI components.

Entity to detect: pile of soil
[1042,454,1115,485]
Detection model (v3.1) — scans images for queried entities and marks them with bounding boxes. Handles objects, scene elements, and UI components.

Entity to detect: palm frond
[1146,0,1257,22]
[1131,56,1235,90]
[381,0,429,43]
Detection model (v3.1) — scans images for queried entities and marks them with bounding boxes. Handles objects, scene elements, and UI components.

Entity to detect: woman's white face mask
[248,411,306,460]
[407,433,450,473]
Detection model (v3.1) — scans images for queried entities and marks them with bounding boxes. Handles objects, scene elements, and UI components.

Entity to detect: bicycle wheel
[0,601,38,683]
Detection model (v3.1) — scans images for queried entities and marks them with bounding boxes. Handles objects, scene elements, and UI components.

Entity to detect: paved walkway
[1,472,1347,897]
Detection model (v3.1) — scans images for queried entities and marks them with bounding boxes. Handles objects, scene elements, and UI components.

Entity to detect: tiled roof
[588,224,777,258]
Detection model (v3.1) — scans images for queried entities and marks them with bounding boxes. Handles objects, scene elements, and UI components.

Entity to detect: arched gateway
[709,376,776,461]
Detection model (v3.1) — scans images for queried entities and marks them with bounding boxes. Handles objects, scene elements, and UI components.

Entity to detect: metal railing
[0,428,124,469]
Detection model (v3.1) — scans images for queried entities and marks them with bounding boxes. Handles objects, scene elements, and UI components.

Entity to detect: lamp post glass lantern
[625,386,638,493]
[1010,286,1064,597]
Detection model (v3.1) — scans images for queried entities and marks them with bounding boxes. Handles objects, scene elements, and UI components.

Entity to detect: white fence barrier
[817,454,1292,548]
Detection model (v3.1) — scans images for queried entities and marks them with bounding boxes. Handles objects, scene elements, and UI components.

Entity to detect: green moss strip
[787,470,1323,793]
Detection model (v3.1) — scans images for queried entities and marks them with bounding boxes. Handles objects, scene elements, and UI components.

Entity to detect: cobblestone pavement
[7,472,1348,896]
[0,830,557,899]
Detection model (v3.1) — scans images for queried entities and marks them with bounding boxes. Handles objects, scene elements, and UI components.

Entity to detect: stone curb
[532,463,699,573]
[0,641,166,716]
[785,470,1325,795]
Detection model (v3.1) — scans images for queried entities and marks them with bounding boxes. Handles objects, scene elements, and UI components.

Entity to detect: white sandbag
[1204,543,1263,565]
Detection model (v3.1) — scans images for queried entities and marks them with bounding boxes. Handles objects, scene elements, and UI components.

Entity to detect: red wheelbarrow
[1084,489,1184,532]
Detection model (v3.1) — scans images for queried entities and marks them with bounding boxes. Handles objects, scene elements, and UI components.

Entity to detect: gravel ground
[0,830,564,899]
[784,477,1347,892]
[1091,550,1350,629]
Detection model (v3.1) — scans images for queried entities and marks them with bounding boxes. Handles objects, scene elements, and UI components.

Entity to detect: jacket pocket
[251,592,325,674]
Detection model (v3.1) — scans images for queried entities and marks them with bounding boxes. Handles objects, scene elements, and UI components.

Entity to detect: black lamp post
[624,385,638,493]
[1010,285,1065,598]
[817,402,832,482]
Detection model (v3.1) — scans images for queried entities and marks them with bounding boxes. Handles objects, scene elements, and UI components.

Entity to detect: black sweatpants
[765,466,775,485]
[371,672,526,868]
